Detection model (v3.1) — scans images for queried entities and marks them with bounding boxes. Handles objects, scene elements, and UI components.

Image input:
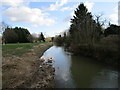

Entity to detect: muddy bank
[2,43,55,88]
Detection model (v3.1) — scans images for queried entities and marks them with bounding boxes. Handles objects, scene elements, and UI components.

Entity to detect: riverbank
[2,42,55,88]
[67,44,119,70]
[39,46,119,88]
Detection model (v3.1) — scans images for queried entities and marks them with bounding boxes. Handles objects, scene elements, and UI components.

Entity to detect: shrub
[54,35,64,46]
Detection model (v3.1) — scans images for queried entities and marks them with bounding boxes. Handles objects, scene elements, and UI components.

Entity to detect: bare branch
[0,21,9,35]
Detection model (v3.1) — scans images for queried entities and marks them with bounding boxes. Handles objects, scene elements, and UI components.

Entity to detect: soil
[2,43,55,88]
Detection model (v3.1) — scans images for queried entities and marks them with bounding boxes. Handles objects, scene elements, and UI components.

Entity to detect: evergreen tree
[39,32,45,42]
[69,3,101,46]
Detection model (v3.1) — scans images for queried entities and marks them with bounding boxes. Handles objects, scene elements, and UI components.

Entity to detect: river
[41,46,119,88]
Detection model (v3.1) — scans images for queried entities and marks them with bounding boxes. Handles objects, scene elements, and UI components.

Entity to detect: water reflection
[90,70,118,88]
[71,55,118,88]
[41,46,75,88]
[41,46,119,88]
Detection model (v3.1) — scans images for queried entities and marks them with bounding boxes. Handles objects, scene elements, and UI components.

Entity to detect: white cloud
[109,14,118,25]
[60,7,73,11]
[31,32,40,37]
[60,3,78,12]
[84,1,94,12]
[1,0,27,7]
[69,2,94,18]
[66,2,94,27]
[60,0,68,6]
[70,11,75,17]
[47,1,94,12]
[114,6,118,13]
[47,0,68,11]
[48,1,59,11]
[3,6,55,27]
[109,6,118,25]
[69,4,80,17]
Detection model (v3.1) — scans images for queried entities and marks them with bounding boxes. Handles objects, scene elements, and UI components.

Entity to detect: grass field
[2,41,49,57]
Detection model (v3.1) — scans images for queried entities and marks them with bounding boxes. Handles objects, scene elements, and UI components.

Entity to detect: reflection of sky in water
[41,46,75,88]
[41,46,119,88]
[90,69,118,88]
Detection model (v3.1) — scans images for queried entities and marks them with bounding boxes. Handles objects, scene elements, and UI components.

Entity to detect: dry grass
[99,35,119,51]
[2,43,53,88]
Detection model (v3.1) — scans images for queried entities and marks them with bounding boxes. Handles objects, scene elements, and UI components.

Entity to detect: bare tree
[0,21,10,44]
[0,21,9,35]
[95,13,107,27]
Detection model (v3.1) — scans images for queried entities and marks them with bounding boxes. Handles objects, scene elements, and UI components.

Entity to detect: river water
[41,46,119,88]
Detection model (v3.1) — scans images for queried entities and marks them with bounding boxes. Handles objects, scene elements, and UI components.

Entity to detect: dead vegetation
[2,43,55,88]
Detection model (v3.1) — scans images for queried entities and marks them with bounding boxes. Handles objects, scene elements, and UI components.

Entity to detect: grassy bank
[2,42,49,57]
[2,42,55,88]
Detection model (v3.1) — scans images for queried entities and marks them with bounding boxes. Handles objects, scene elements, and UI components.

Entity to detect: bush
[3,28,18,43]
[99,35,119,51]
[27,34,34,43]
[54,35,64,46]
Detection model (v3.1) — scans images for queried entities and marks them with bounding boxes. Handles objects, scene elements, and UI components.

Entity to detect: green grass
[2,41,49,57]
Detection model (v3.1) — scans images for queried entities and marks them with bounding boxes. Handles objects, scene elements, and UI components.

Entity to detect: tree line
[1,25,45,44]
[55,3,120,47]
[2,27,31,43]
[54,3,120,68]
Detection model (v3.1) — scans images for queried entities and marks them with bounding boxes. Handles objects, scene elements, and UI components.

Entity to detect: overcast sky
[0,0,119,37]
